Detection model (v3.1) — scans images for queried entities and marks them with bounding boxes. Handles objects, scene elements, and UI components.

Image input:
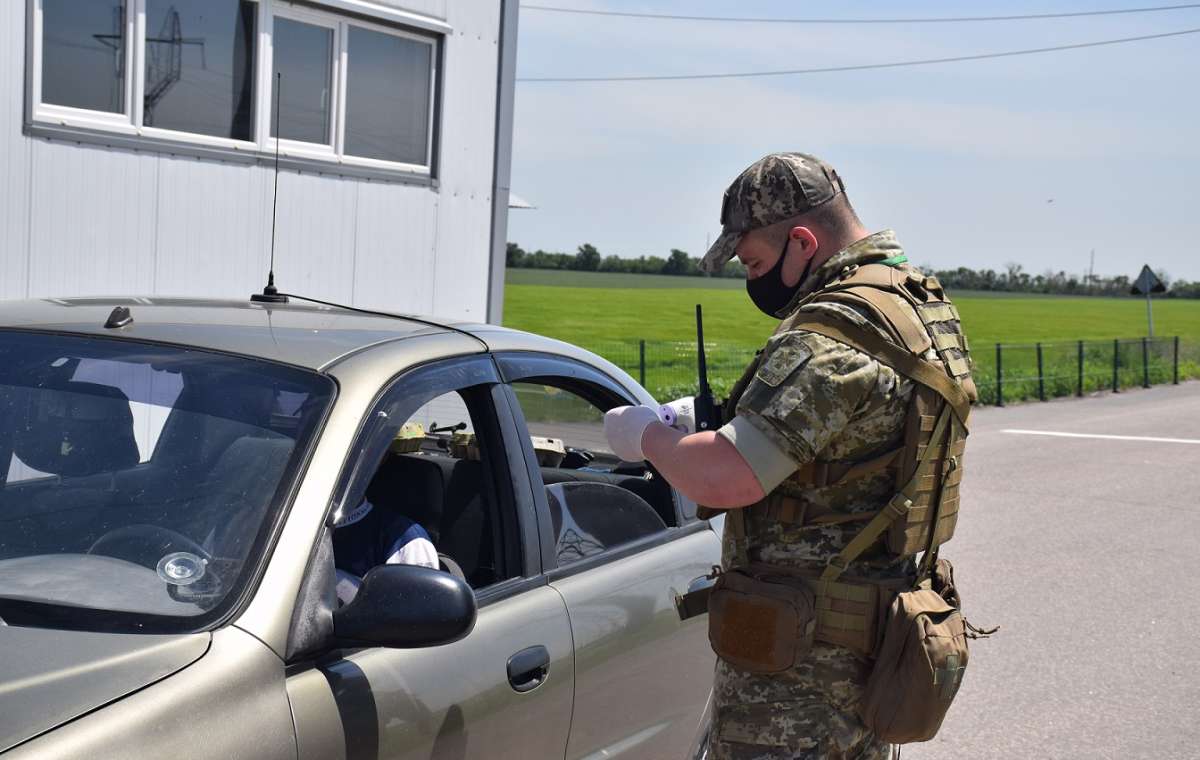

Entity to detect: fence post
[1077,340,1084,397]
[1174,336,1180,385]
[638,340,646,387]
[1142,337,1150,388]
[1112,339,1119,393]
[995,343,1003,407]
[1036,343,1045,401]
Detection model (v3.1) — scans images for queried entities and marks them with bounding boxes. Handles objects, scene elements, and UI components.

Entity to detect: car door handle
[507,645,550,693]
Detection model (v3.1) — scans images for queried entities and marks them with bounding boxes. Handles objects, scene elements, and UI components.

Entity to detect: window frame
[263,3,342,160]
[25,0,444,179]
[322,355,543,606]
[494,351,706,576]
[335,14,438,172]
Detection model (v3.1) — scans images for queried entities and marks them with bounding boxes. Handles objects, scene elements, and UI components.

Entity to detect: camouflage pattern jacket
[722,229,931,581]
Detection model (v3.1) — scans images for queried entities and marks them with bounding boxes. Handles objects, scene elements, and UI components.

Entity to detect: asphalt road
[913,382,1200,760]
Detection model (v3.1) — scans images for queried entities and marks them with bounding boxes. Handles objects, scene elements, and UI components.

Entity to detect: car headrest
[12,381,140,477]
[367,453,453,544]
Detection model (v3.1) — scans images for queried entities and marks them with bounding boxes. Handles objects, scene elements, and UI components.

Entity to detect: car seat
[12,381,140,477]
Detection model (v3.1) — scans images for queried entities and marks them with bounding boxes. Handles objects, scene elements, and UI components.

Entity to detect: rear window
[0,331,334,633]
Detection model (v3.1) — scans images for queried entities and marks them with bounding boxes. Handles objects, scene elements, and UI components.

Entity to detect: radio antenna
[692,304,720,430]
[252,71,288,304]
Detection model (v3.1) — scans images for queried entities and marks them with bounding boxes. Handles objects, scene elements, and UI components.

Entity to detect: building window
[29,0,443,176]
[344,25,432,165]
[142,0,256,141]
[271,15,335,147]
[41,0,127,114]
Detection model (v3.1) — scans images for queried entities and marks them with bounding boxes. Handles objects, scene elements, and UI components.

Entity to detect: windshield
[0,331,334,633]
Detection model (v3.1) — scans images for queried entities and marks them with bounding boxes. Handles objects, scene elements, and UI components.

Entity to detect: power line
[521,2,1200,24]
[517,26,1200,82]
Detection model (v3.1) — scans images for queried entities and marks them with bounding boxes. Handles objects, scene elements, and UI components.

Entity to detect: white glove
[658,396,697,434]
[603,405,660,462]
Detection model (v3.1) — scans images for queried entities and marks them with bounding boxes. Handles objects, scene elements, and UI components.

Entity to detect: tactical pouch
[707,566,816,673]
[859,559,969,743]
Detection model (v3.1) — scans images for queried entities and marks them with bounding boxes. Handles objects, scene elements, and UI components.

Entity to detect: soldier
[603,153,975,759]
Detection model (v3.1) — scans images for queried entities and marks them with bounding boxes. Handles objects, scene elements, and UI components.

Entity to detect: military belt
[743,563,906,657]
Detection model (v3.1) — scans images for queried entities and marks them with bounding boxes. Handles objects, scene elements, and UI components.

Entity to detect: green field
[502,268,1200,403]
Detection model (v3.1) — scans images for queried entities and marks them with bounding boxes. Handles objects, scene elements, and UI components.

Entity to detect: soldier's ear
[787,226,819,257]
[782,227,819,286]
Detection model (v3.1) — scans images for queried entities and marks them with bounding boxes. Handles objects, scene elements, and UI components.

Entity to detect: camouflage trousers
[704,644,890,760]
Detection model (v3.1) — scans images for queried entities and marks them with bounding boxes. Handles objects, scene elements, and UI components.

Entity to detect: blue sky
[506,1,1200,282]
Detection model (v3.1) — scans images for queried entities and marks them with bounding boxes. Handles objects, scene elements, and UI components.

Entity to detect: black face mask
[746,239,812,318]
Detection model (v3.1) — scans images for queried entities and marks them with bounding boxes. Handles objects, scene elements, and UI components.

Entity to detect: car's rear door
[285,356,573,760]
[496,352,721,759]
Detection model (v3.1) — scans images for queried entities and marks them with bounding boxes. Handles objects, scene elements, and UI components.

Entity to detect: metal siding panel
[27,141,158,297]
[0,0,31,299]
[154,156,268,298]
[353,180,438,315]
[268,169,358,303]
[433,0,501,321]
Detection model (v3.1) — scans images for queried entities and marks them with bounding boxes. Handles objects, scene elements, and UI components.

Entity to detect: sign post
[1130,265,1166,337]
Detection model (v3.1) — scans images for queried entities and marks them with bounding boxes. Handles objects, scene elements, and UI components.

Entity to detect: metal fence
[578,336,1199,406]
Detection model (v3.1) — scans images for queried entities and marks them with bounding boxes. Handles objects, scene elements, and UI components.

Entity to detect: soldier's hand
[603,405,661,462]
[658,396,697,434]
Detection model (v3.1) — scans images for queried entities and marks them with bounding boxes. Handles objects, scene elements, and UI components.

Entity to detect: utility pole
[1087,249,1094,293]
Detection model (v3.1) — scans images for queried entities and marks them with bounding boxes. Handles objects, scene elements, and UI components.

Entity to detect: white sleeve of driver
[717,415,800,494]
[385,535,440,569]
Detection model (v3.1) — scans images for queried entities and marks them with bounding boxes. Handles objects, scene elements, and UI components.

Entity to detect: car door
[496,352,722,760]
[285,355,574,760]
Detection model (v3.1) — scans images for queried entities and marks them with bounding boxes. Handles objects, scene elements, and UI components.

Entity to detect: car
[0,296,721,760]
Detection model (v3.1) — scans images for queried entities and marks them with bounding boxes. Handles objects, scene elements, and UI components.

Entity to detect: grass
[502,268,1200,402]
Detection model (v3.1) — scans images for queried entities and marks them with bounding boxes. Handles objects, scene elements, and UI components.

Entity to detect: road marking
[1002,429,1200,445]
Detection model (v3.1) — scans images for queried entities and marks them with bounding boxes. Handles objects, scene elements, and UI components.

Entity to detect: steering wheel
[87,524,211,569]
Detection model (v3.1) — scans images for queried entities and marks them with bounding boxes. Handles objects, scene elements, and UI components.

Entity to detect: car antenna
[252,72,288,304]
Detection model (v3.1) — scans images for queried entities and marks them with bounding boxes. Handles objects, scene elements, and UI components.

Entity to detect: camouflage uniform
[693,153,963,759]
[707,231,931,760]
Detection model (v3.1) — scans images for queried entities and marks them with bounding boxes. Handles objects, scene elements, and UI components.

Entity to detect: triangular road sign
[1131,265,1166,295]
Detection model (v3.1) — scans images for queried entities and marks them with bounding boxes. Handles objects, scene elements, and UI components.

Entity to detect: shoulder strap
[782,311,972,426]
[727,506,751,567]
[915,415,966,581]
[818,288,933,355]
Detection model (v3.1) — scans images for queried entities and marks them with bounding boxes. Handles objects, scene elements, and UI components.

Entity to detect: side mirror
[333,565,477,648]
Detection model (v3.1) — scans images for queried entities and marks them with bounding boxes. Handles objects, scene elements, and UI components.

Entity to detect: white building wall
[0,0,506,323]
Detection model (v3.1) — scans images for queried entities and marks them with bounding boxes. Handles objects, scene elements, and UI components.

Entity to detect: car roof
[0,296,501,370]
[0,295,656,418]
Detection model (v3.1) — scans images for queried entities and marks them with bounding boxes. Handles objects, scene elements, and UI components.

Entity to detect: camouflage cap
[700,153,846,273]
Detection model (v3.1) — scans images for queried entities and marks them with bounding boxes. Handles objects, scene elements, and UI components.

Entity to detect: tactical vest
[715,263,976,651]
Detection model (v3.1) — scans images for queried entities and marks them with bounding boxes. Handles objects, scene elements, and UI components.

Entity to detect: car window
[509,381,679,567]
[0,331,333,633]
[331,369,525,603]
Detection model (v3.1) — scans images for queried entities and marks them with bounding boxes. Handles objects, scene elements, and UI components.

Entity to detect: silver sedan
[0,296,720,760]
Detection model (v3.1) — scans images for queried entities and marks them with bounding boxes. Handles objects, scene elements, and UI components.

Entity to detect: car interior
[334,380,679,591]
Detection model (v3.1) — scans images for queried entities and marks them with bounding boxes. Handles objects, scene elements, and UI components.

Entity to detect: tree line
[507,242,746,278]
[507,242,1200,298]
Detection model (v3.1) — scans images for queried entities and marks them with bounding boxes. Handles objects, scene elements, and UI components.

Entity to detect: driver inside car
[331,498,438,606]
